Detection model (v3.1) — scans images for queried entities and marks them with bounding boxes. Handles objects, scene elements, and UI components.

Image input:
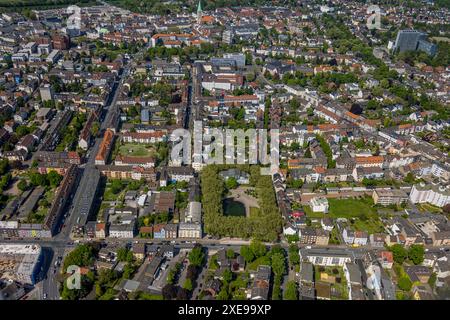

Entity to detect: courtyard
[118,143,154,157]
[223,187,260,218]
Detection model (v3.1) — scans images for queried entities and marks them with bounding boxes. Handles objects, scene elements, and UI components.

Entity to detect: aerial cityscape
[0,0,449,303]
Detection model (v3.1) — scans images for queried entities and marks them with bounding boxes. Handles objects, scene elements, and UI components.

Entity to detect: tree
[289,142,301,152]
[290,98,300,110]
[428,273,437,288]
[222,268,233,284]
[271,252,286,276]
[226,249,235,259]
[398,276,412,291]
[95,283,103,297]
[408,245,424,265]
[186,265,198,280]
[162,284,177,300]
[240,245,255,263]
[188,245,205,267]
[404,172,415,184]
[288,244,300,266]
[271,276,282,300]
[183,278,193,291]
[249,240,267,259]
[167,269,176,284]
[47,171,63,188]
[17,180,28,192]
[63,244,96,272]
[29,172,48,187]
[283,281,298,300]
[110,179,123,194]
[91,122,100,137]
[390,244,408,264]
[117,247,133,263]
[15,125,30,138]
[0,159,9,175]
[176,287,189,300]
[122,263,136,279]
[225,177,238,190]
[216,288,230,300]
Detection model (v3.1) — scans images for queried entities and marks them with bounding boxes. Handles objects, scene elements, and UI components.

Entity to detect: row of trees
[0,159,11,194]
[390,244,425,265]
[28,171,63,189]
[315,134,336,169]
[201,165,282,241]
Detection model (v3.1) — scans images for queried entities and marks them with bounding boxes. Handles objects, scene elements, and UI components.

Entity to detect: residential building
[178,222,202,238]
[310,197,329,213]
[372,189,408,206]
[409,183,450,208]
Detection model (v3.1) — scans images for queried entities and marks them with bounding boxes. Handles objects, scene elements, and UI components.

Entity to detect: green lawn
[352,218,385,234]
[119,143,153,157]
[303,205,325,218]
[249,207,260,217]
[103,186,119,201]
[246,255,271,272]
[304,197,376,219]
[327,197,376,218]
[417,203,443,214]
[304,197,383,234]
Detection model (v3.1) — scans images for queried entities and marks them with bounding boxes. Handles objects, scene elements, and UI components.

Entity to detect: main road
[41,53,137,299]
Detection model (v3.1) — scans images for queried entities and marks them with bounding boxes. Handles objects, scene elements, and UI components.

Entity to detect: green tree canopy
[408,245,425,265]
[240,245,255,263]
[250,240,267,259]
[283,281,298,300]
[188,245,205,267]
[390,244,408,264]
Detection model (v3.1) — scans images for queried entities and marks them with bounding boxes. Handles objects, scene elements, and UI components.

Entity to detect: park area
[118,143,154,157]
[304,197,385,234]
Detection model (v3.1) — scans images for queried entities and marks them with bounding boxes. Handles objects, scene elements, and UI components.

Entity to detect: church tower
[197,0,203,24]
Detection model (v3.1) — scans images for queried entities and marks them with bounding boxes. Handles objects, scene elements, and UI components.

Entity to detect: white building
[178,222,202,238]
[185,201,202,223]
[431,163,450,181]
[299,248,354,267]
[0,244,42,284]
[310,197,329,213]
[46,49,62,63]
[109,222,136,238]
[409,183,450,208]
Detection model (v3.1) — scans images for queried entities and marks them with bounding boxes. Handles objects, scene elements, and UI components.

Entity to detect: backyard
[119,143,154,158]
[314,265,349,300]
[27,188,56,223]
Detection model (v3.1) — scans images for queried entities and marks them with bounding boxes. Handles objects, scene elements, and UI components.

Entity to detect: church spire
[197,0,202,24]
